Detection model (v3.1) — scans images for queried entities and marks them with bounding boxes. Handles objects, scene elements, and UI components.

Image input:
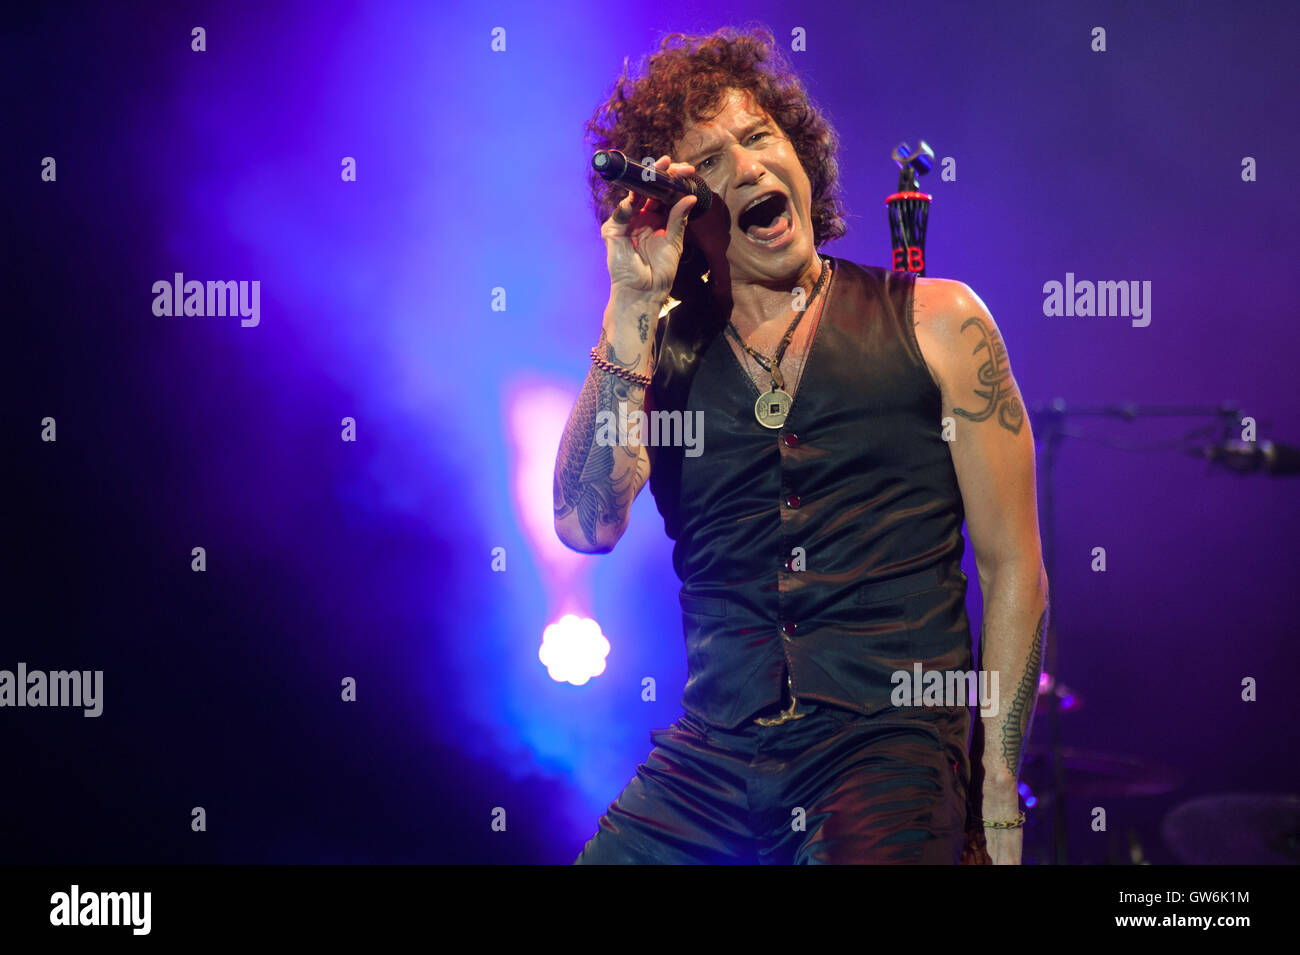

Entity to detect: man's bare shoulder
[911,276,989,338]
[909,276,1008,392]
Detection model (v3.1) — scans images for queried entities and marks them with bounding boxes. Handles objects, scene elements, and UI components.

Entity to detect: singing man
[554,26,1049,864]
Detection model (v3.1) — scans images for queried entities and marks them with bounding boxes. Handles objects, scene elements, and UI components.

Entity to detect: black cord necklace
[725,256,831,429]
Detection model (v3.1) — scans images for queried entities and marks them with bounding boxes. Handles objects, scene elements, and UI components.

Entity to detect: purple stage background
[5,0,1297,864]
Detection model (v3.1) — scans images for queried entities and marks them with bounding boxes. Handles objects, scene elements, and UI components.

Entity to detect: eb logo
[892,246,925,272]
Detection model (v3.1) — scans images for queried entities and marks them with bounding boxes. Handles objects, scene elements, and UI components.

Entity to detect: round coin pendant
[754,388,793,429]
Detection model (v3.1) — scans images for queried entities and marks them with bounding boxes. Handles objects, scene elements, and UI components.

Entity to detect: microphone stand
[1029,399,1239,864]
[887,140,934,276]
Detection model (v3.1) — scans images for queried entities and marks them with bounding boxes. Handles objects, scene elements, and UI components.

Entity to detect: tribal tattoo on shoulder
[952,316,1025,435]
[553,326,650,548]
[1000,610,1047,778]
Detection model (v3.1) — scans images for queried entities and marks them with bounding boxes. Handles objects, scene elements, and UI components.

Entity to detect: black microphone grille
[688,174,712,213]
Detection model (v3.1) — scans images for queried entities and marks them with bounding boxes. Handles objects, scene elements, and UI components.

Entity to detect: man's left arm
[912,277,1050,865]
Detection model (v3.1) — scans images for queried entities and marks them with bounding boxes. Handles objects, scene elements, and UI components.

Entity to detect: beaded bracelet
[982,812,1026,829]
[590,345,652,386]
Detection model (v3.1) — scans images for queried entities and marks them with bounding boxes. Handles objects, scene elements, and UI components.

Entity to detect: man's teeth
[744,193,781,213]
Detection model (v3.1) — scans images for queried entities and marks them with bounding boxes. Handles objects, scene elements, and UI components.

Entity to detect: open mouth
[737,192,792,245]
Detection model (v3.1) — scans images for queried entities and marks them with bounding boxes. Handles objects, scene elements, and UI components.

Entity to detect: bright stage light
[539,614,610,686]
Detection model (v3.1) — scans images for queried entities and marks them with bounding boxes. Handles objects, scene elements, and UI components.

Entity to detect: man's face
[673,87,816,283]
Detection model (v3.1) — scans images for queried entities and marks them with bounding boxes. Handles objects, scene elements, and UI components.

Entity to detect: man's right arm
[553,287,667,553]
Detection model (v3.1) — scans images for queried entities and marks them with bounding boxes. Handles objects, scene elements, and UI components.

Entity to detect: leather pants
[574,701,970,864]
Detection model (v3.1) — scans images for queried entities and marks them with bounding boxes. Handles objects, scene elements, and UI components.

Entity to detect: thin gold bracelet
[982,812,1026,829]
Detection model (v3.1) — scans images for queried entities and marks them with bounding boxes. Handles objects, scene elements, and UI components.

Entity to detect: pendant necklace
[726,256,831,429]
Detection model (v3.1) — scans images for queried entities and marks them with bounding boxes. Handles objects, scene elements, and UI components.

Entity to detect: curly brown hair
[585,24,847,249]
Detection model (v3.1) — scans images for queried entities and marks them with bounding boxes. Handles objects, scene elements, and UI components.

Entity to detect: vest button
[785,493,801,509]
[781,621,798,636]
[782,432,799,448]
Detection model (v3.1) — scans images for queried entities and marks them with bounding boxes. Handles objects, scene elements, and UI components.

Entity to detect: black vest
[647,257,974,740]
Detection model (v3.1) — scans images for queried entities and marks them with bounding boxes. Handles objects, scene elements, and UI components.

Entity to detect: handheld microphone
[591,149,712,219]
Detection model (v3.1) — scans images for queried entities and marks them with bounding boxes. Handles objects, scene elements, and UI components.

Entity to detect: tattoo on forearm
[553,330,647,547]
[952,315,1025,435]
[637,312,649,343]
[1001,610,1046,777]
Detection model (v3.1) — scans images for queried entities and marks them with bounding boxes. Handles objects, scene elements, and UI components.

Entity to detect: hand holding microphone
[598,154,702,296]
[595,150,729,299]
